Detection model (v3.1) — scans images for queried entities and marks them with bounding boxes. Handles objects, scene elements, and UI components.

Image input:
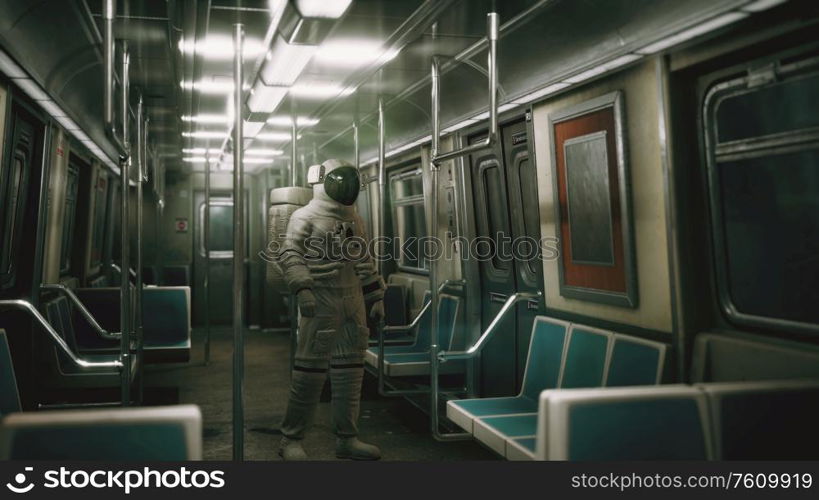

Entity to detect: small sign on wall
[175,218,189,233]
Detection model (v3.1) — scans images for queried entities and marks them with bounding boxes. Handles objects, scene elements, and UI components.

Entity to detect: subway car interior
[0,0,817,462]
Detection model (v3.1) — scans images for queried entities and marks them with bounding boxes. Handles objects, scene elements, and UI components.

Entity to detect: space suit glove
[369,300,385,322]
[297,289,317,317]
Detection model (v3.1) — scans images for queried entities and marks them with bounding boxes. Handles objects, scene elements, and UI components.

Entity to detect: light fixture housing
[260,34,318,86]
[247,81,288,114]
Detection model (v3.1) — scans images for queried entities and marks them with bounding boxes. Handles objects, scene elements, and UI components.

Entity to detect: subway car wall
[0,0,816,466]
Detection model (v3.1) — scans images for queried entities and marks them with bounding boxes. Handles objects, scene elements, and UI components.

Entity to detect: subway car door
[194,194,234,325]
[468,128,516,396]
[0,100,46,407]
[500,116,543,389]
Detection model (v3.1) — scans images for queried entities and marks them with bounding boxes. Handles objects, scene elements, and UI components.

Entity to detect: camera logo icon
[6,467,34,494]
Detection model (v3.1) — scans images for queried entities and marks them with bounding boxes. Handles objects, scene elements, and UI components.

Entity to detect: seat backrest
[55,297,79,353]
[409,291,432,348]
[520,317,570,400]
[559,325,612,389]
[142,286,191,345]
[42,297,77,366]
[605,334,667,386]
[691,331,819,383]
[72,287,133,350]
[0,330,21,416]
[0,405,203,460]
[437,294,460,350]
[538,385,711,460]
[383,284,408,326]
[162,265,190,286]
[699,379,819,459]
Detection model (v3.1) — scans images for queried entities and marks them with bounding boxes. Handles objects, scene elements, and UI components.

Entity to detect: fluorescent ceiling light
[295,0,352,19]
[40,100,67,117]
[636,12,748,54]
[512,82,571,104]
[182,131,228,139]
[261,35,317,86]
[563,54,642,84]
[183,157,208,163]
[442,119,478,135]
[183,148,222,154]
[180,79,244,95]
[741,0,788,12]
[256,131,292,142]
[0,50,26,78]
[55,115,81,131]
[471,103,518,121]
[179,35,265,60]
[246,148,283,156]
[244,121,266,138]
[314,40,394,67]
[247,82,288,114]
[289,83,351,99]
[13,78,49,101]
[266,116,319,127]
[73,130,91,143]
[243,157,278,164]
[182,114,231,124]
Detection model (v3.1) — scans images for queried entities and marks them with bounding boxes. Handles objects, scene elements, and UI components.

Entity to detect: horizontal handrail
[0,300,123,369]
[383,279,465,333]
[438,291,541,362]
[40,284,121,340]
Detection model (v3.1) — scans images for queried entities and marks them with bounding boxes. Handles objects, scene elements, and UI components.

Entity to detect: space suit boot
[336,437,382,461]
[278,437,309,461]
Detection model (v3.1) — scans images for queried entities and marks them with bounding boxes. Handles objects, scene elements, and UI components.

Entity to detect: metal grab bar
[0,300,123,369]
[439,291,541,362]
[382,279,465,333]
[430,12,499,166]
[103,0,129,156]
[427,13,500,441]
[40,284,121,341]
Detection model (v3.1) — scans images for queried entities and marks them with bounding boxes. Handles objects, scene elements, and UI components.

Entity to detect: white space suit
[277,159,385,460]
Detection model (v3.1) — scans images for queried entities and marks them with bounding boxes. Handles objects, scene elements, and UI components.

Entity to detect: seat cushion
[446,397,537,434]
[473,414,537,456]
[506,437,536,461]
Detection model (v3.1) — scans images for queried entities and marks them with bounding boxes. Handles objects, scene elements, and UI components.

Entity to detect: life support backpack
[266,186,313,291]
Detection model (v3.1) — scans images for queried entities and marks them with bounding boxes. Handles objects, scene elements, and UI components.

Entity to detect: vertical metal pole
[135,97,145,405]
[119,45,132,407]
[353,122,360,170]
[376,98,387,395]
[232,23,245,462]
[428,62,441,432]
[288,100,298,374]
[204,157,211,365]
[290,100,298,187]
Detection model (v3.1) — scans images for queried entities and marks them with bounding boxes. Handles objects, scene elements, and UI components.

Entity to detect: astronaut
[277,158,385,461]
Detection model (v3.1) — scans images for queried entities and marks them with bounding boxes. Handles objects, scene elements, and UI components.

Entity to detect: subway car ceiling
[0,0,810,172]
[0,0,818,462]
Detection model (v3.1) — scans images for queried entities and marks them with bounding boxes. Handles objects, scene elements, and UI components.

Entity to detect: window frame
[703,54,819,336]
[389,163,429,275]
[59,160,80,275]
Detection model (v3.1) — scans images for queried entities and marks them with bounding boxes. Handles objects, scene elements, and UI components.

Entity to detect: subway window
[59,161,80,275]
[89,171,109,272]
[390,165,427,273]
[0,146,31,285]
[704,55,819,333]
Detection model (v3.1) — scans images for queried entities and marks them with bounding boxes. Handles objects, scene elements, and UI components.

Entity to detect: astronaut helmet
[307,159,361,206]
